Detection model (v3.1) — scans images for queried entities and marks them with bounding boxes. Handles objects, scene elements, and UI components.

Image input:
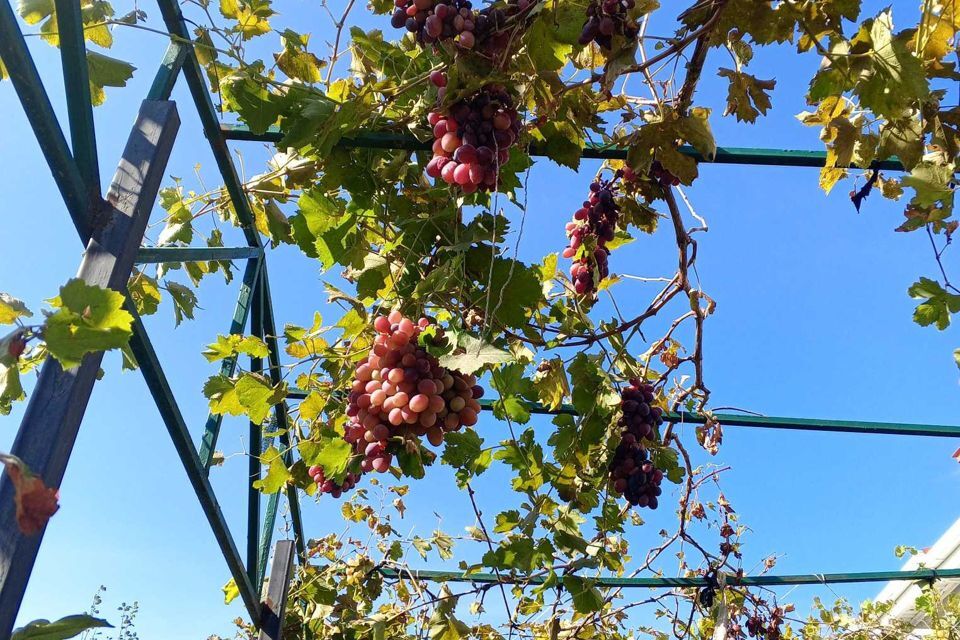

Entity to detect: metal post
[259,540,295,640]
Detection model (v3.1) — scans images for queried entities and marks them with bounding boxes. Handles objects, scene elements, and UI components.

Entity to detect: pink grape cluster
[608,380,664,508]
[564,174,621,295]
[344,311,484,473]
[308,465,361,499]
[425,85,521,193]
[578,0,640,50]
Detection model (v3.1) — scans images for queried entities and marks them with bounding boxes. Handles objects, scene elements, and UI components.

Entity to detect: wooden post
[0,101,180,636]
[259,540,295,640]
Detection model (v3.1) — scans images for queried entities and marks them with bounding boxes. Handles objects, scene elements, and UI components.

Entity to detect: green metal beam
[380,567,960,588]
[128,313,262,622]
[0,0,96,240]
[258,488,281,590]
[248,273,265,588]
[147,42,188,102]
[54,0,100,197]
[220,124,905,172]
[284,390,960,438]
[155,0,263,249]
[198,257,263,471]
[258,263,307,561]
[136,246,263,264]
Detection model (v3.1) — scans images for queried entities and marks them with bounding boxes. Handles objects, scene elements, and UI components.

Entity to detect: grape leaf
[164,282,198,326]
[203,372,286,424]
[908,277,960,330]
[202,334,270,362]
[253,445,291,493]
[0,294,32,325]
[438,333,513,375]
[298,435,352,480]
[43,280,133,369]
[86,52,136,106]
[11,614,112,640]
[717,68,775,123]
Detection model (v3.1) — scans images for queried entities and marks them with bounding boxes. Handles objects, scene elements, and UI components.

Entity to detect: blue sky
[1,0,959,637]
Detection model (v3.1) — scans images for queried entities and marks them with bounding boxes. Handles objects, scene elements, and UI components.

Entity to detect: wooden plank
[0,101,180,636]
[259,540,295,640]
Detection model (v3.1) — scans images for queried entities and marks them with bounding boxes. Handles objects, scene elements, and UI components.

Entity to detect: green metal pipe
[247,272,265,589]
[155,0,263,249]
[284,390,960,438]
[258,263,308,561]
[128,314,262,621]
[198,256,263,470]
[0,0,95,240]
[147,42,188,102]
[136,246,263,264]
[257,488,281,590]
[219,124,905,172]
[379,566,960,588]
[54,0,100,197]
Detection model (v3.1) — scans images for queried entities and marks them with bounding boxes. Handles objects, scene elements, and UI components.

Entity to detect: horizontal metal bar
[0,0,97,241]
[284,390,960,438]
[136,246,263,263]
[380,567,960,588]
[220,125,904,171]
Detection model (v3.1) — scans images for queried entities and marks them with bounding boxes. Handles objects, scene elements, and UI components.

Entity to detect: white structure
[875,517,960,633]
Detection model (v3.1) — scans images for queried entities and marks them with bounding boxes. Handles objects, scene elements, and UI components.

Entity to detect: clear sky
[1,0,959,637]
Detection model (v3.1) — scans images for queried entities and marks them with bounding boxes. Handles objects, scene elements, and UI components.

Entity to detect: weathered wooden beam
[0,100,180,636]
[259,540,295,640]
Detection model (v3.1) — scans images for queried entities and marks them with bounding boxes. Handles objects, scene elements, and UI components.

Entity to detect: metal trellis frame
[0,0,949,635]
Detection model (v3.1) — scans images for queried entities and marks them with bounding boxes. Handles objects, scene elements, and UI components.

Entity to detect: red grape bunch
[564,174,621,295]
[308,465,361,499]
[425,85,521,193]
[578,0,640,50]
[391,0,479,48]
[608,380,665,508]
[343,310,484,473]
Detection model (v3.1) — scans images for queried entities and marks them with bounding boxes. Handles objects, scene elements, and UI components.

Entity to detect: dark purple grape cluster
[390,0,538,51]
[578,0,639,50]
[564,174,621,295]
[308,465,361,499]
[426,85,521,193]
[391,0,479,48]
[608,380,665,508]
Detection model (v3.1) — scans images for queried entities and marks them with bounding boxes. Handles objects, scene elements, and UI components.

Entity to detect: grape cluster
[391,0,479,48]
[308,465,361,499]
[564,175,621,295]
[391,0,537,51]
[345,311,483,469]
[608,380,664,508]
[425,85,521,193]
[578,0,639,49]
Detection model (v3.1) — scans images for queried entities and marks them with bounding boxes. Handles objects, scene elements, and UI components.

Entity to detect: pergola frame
[0,1,954,637]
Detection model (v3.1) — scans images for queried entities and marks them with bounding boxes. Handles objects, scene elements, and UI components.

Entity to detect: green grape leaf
[203,372,286,424]
[717,68,775,123]
[298,435,352,480]
[562,576,604,613]
[253,445,291,493]
[86,52,136,107]
[532,121,585,170]
[275,29,325,82]
[532,358,569,411]
[127,270,162,317]
[202,334,270,363]
[43,280,133,369]
[0,294,32,325]
[438,333,513,375]
[11,614,112,640]
[908,277,960,330]
[164,281,198,326]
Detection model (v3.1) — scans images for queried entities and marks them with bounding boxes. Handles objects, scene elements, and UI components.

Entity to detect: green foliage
[43,280,133,369]
[11,615,112,640]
